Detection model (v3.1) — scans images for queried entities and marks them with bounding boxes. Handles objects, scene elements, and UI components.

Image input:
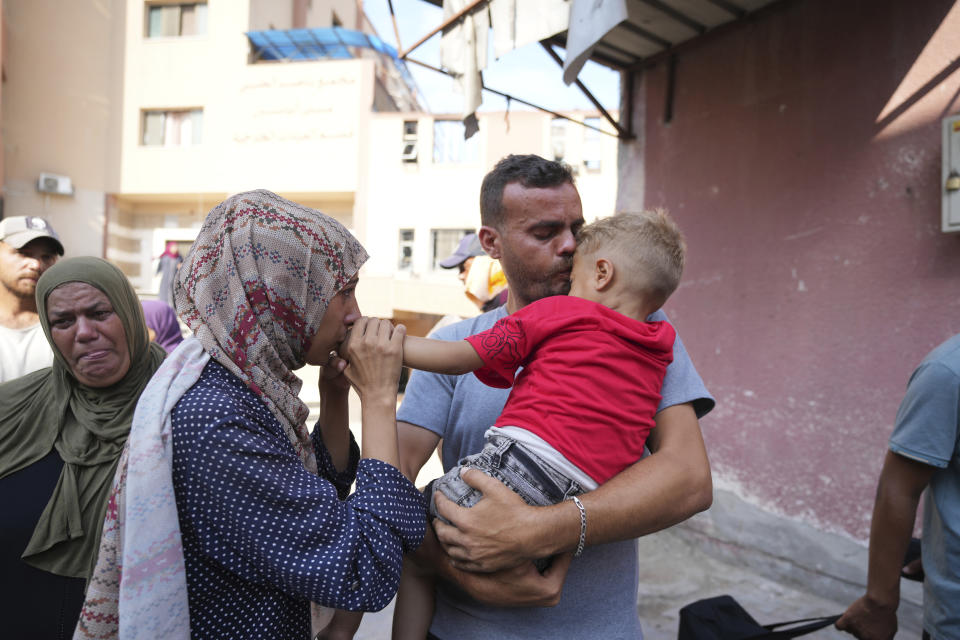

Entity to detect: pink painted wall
[631,0,960,539]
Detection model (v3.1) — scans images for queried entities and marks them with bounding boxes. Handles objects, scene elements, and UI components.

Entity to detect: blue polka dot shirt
[171,361,426,639]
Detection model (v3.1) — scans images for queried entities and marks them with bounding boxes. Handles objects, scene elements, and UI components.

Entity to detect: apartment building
[1,0,617,327]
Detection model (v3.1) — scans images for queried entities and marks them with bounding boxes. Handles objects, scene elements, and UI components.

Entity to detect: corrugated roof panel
[663,0,742,27]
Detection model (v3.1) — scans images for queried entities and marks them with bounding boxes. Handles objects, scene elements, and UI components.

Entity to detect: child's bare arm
[403,335,484,375]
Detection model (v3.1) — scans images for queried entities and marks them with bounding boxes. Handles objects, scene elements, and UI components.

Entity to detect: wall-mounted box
[943,114,960,232]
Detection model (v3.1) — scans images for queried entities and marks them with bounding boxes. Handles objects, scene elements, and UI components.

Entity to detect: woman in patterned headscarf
[76,190,425,640]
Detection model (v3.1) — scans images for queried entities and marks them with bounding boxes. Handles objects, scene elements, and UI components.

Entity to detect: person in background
[837,334,960,640]
[0,216,64,382]
[140,298,184,353]
[156,240,182,307]
[0,257,166,640]
[439,232,508,313]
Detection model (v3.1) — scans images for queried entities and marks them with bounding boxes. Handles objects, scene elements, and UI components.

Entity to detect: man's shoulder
[430,307,509,341]
[919,333,960,378]
[0,317,42,335]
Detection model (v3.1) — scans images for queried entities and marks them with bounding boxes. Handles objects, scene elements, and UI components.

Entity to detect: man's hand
[836,451,934,640]
[835,595,897,640]
[409,511,571,607]
[432,469,551,572]
[449,553,572,608]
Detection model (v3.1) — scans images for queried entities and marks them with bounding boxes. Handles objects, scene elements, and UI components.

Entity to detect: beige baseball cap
[0,216,65,255]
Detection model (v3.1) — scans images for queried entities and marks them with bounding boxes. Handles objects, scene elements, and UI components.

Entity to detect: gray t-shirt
[889,333,960,639]
[397,304,714,639]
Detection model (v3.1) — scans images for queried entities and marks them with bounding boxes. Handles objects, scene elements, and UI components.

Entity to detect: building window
[146,2,208,38]
[550,117,566,162]
[583,117,602,172]
[431,228,474,270]
[402,120,418,163]
[142,109,203,146]
[433,120,479,164]
[398,229,414,270]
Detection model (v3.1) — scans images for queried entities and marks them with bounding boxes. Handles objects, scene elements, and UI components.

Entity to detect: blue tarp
[246,27,415,88]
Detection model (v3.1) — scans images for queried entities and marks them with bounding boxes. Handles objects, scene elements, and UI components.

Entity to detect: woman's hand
[317,350,352,472]
[341,317,405,400]
[319,349,351,394]
[341,317,405,467]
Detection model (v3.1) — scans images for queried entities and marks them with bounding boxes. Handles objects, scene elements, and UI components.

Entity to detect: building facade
[1,0,617,330]
[616,0,959,613]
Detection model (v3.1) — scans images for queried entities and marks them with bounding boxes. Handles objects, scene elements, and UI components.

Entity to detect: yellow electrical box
[943,114,960,232]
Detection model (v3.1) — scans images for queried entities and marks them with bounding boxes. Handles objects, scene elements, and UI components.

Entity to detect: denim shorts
[425,432,586,571]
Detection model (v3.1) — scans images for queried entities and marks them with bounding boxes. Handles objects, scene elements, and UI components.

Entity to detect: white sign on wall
[233,73,357,144]
[943,114,960,232]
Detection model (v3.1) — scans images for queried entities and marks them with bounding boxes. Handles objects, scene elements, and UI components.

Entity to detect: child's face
[568,249,603,303]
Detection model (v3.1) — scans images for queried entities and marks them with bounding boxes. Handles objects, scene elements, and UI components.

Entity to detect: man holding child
[395,154,715,639]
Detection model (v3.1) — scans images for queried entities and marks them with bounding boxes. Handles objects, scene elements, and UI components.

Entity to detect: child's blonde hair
[576,209,685,309]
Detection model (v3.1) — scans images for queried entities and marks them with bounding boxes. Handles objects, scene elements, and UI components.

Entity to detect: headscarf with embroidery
[174,189,368,472]
[75,191,368,639]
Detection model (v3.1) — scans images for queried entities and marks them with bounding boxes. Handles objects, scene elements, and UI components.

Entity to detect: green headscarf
[0,257,166,578]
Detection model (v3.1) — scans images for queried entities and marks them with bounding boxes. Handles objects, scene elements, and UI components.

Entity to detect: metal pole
[398,0,488,60]
[405,57,619,138]
[539,42,632,139]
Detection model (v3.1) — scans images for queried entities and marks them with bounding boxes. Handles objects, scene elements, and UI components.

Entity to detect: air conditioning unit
[401,142,418,163]
[37,173,74,196]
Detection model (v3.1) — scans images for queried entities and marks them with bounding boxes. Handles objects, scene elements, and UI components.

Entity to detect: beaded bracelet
[570,495,587,558]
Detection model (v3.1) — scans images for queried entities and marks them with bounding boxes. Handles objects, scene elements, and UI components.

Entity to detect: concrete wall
[624,0,960,542]
[120,1,375,196]
[1,0,126,256]
[248,0,360,32]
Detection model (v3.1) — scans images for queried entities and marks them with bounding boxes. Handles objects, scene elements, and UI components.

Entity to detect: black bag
[678,595,840,639]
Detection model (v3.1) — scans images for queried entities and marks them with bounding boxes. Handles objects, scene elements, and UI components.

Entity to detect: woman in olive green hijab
[0,256,165,639]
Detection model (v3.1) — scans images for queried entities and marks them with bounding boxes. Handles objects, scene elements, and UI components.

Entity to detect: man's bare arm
[433,402,713,571]
[836,451,934,640]
[398,420,441,483]
[583,402,713,542]
[403,336,484,376]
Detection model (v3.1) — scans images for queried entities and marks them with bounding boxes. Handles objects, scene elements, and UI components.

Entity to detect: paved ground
[351,525,926,639]
[298,367,922,639]
[352,532,849,640]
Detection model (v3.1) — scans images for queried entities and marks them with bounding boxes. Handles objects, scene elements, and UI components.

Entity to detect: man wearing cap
[439,232,508,312]
[0,216,64,382]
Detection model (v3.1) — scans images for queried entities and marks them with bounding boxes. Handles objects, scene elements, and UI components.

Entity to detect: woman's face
[305,276,361,364]
[46,282,131,388]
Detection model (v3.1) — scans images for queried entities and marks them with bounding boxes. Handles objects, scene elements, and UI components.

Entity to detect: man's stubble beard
[1,278,37,301]
[507,255,573,306]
